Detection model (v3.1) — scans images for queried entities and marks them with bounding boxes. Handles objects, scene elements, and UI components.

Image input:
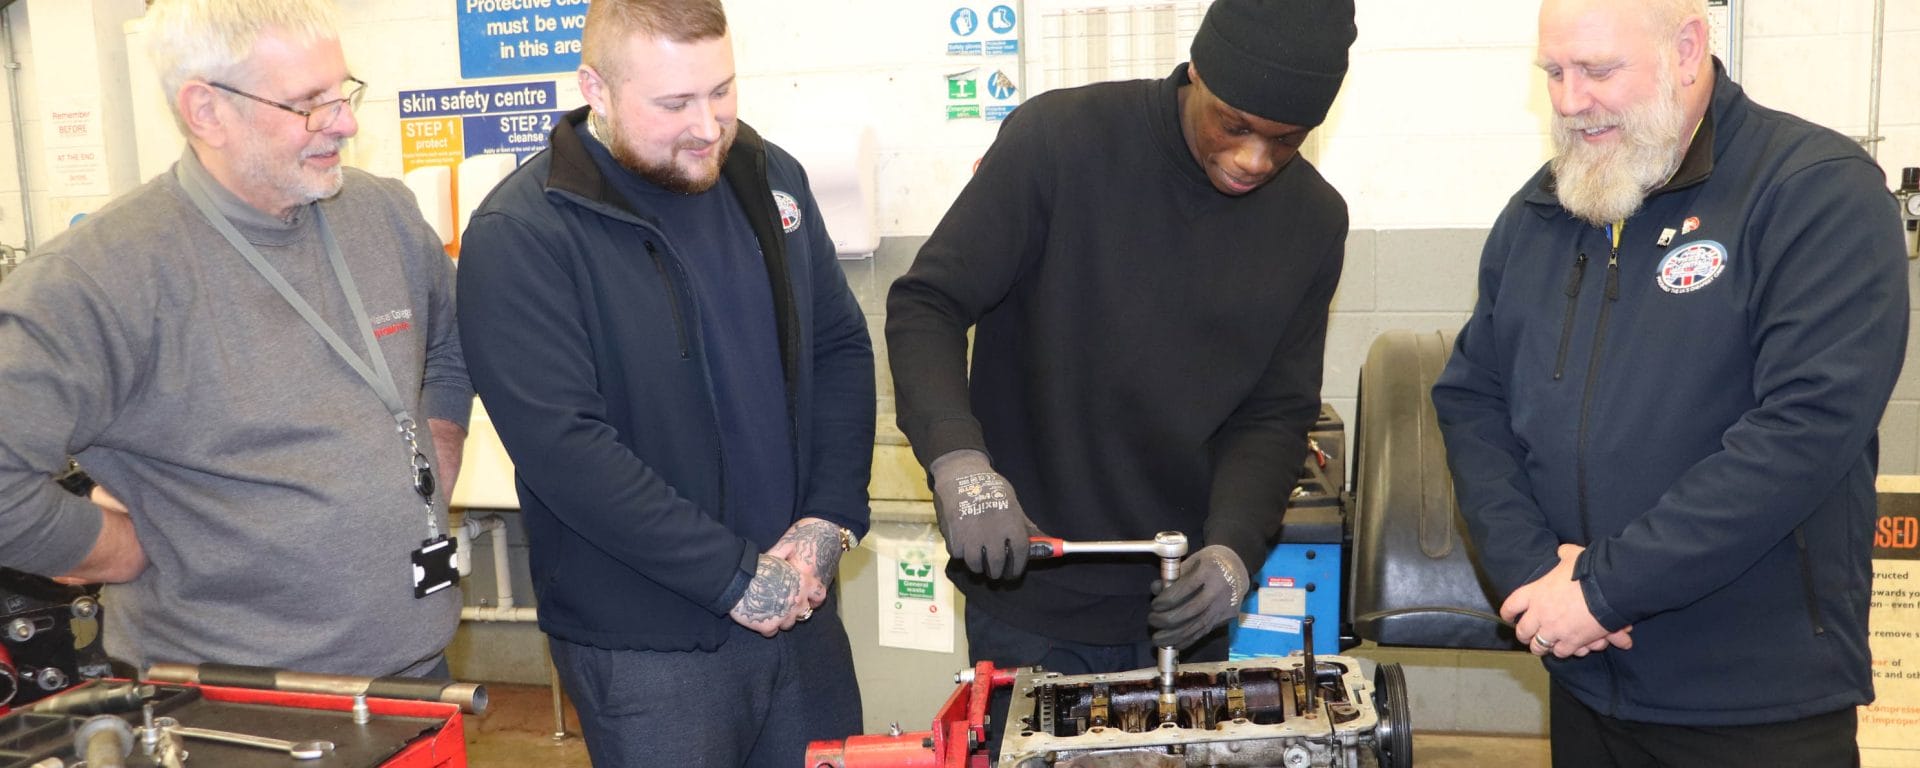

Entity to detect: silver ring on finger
[1532,634,1555,650]
[799,608,814,622]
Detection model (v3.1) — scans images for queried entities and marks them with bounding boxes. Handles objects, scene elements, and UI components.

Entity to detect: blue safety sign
[950,8,978,36]
[399,82,559,119]
[457,0,589,79]
[985,70,1016,100]
[399,81,568,166]
[987,5,1016,34]
[463,110,568,161]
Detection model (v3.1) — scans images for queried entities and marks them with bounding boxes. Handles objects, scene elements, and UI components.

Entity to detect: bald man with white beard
[1433,0,1908,764]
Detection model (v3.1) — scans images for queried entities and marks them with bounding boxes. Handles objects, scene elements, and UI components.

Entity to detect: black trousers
[548,594,861,768]
[1550,682,1859,768]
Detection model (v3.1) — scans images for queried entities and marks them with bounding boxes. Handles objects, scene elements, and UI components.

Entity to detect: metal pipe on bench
[144,662,488,715]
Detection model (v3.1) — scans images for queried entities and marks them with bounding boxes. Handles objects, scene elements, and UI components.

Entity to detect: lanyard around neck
[177,170,441,538]
[176,172,407,426]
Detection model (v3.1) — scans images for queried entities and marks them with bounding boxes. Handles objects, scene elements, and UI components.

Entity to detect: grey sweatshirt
[0,151,470,676]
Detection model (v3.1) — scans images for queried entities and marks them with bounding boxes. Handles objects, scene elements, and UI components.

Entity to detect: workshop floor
[463,683,589,767]
[462,683,1552,767]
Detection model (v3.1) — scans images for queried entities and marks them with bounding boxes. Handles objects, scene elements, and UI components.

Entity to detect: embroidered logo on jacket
[773,190,802,233]
[1656,240,1727,294]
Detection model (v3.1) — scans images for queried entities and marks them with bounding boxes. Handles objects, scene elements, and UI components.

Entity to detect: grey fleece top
[0,151,470,676]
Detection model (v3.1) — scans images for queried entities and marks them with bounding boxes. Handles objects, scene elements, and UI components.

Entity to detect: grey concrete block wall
[1886,401,1920,476]
[1322,228,1479,471]
[1330,230,1376,313]
[1372,229,1484,312]
[841,237,927,418]
[1890,307,1920,474]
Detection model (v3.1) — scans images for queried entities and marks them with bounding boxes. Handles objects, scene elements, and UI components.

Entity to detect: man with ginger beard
[1433,0,1907,763]
[456,0,873,764]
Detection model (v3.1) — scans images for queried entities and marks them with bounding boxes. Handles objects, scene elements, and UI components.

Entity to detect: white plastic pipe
[461,606,540,623]
[456,514,538,623]
[484,516,513,609]
[455,517,475,577]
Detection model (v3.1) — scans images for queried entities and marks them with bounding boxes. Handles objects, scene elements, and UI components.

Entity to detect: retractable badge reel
[404,419,459,598]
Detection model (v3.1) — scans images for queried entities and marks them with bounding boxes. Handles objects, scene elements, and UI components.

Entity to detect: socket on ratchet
[1026,531,1189,719]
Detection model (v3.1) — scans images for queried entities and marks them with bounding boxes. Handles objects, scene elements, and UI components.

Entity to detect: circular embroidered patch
[1656,239,1727,294]
[773,190,802,233]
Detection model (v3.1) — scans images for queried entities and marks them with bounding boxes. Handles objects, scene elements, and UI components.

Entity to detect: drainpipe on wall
[1864,0,1885,161]
[3,6,35,251]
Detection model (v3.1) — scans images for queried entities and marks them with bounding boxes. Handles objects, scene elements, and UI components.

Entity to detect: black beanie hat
[1189,0,1357,127]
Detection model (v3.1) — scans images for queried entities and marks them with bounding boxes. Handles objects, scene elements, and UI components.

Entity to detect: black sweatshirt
[887,65,1347,644]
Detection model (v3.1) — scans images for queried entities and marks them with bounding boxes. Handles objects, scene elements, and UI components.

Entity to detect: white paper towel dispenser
[765,125,879,259]
[458,153,522,240]
[404,165,455,246]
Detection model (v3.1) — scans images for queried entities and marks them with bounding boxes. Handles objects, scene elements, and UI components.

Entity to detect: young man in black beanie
[888,0,1356,700]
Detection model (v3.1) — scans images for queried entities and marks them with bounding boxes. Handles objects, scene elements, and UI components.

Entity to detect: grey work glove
[930,449,1040,580]
[1148,545,1250,650]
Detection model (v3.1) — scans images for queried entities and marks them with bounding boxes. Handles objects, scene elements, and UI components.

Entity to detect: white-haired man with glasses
[0,0,470,679]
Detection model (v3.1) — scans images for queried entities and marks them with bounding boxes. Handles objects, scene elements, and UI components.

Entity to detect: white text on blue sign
[399,83,558,118]
[458,0,590,79]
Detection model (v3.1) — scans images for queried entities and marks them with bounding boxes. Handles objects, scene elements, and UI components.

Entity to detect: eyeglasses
[208,77,366,132]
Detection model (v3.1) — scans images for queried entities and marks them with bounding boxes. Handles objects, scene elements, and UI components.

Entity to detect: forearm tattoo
[734,554,800,624]
[778,519,845,584]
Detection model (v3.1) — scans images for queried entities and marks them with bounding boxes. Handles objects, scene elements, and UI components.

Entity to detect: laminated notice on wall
[1862,478,1920,768]
[45,95,109,198]
[873,527,955,653]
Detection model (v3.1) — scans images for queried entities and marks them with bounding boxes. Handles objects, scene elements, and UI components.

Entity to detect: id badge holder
[412,535,459,598]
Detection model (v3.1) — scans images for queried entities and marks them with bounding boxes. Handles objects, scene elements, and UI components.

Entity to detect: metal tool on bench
[74,715,133,768]
[144,662,488,714]
[139,703,188,768]
[153,717,335,761]
[28,684,155,717]
[1025,531,1188,723]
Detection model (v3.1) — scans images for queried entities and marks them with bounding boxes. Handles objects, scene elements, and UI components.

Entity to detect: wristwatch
[839,526,858,552]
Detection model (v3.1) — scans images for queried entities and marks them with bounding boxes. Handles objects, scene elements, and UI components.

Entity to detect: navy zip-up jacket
[1433,62,1908,725]
[457,107,875,651]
